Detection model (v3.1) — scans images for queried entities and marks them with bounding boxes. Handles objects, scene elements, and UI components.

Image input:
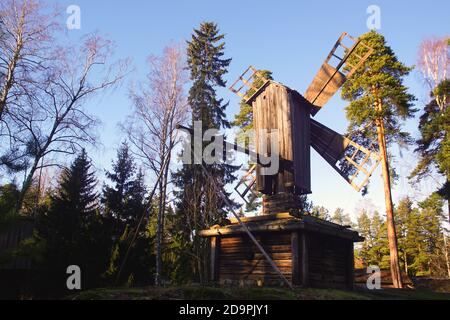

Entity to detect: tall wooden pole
[374,88,403,289]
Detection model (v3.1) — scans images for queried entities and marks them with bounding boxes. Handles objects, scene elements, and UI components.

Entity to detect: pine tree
[310,205,330,221]
[356,210,373,266]
[172,22,237,283]
[418,194,449,277]
[395,197,419,275]
[331,208,353,226]
[341,30,417,288]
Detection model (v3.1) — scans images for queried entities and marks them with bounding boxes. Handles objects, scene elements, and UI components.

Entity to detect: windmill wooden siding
[200,214,362,289]
[251,82,312,195]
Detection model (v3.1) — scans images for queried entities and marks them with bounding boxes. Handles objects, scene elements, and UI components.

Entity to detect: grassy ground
[69,285,450,300]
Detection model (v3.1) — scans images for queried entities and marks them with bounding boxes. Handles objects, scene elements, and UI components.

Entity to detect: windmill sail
[305,32,373,116]
[310,119,381,192]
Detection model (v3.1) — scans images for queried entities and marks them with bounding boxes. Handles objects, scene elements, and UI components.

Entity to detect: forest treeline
[0,0,449,296]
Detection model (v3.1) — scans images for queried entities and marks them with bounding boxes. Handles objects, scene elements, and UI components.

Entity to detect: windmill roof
[199,213,363,242]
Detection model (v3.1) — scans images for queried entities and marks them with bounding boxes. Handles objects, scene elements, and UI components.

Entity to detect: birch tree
[124,44,188,285]
[9,35,129,211]
[0,0,58,122]
[417,36,450,111]
[0,0,58,173]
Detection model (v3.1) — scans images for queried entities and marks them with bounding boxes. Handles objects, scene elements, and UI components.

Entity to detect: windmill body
[231,33,380,214]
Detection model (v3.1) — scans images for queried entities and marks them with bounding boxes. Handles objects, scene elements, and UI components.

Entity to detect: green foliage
[101,142,154,286]
[186,22,232,129]
[310,205,330,221]
[341,31,417,147]
[356,196,449,277]
[30,150,111,295]
[356,209,389,269]
[413,80,450,200]
[232,70,273,135]
[331,208,353,227]
[173,22,237,283]
[0,183,20,230]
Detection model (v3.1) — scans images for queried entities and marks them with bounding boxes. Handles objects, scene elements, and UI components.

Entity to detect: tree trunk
[0,35,23,121]
[376,114,403,289]
[17,155,41,213]
[155,142,173,286]
[443,232,450,279]
[155,178,164,286]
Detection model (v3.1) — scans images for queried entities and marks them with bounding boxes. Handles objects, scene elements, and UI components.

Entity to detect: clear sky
[50,0,449,221]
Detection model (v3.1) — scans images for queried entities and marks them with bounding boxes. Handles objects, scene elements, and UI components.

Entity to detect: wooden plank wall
[307,233,352,289]
[291,93,312,194]
[252,83,311,195]
[218,233,293,286]
[253,83,293,194]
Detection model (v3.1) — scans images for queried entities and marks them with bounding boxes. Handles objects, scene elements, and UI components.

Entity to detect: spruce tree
[102,142,145,232]
[341,30,417,288]
[232,70,273,136]
[173,22,237,282]
[102,143,149,285]
[36,150,108,293]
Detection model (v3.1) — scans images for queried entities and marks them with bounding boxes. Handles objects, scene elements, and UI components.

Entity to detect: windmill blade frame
[310,119,381,192]
[305,32,374,116]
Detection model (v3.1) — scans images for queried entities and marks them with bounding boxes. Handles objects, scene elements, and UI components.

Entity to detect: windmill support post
[374,88,403,289]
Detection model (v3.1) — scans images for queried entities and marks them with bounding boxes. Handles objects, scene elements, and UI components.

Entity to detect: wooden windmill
[199,32,379,289]
[230,32,381,214]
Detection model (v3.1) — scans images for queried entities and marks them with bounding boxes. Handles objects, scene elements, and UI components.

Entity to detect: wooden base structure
[262,193,301,215]
[199,213,362,289]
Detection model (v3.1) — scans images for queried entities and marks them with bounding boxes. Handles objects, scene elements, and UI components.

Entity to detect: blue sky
[50,0,449,221]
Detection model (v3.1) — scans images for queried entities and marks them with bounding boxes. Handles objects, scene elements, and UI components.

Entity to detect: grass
[69,285,450,300]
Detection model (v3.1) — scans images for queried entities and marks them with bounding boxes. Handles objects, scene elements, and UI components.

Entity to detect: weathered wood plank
[301,232,309,287]
[291,232,300,285]
[210,237,220,282]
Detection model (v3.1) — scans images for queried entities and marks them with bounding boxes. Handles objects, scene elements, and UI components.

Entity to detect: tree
[232,70,273,137]
[0,0,58,121]
[418,194,450,278]
[412,80,450,222]
[0,183,20,230]
[8,34,129,212]
[172,22,237,283]
[341,30,417,288]
[124,44,188,285]
[0,0,58,173]
[331,208,353,227]
[417,37,449,112]
[356,209,390,269]
[35,150,110,293]
[102,143,144,233]
[356,209,373,266]
[102,143,150,285]
[310,205,330,221]
[395,197,419,275]
[413,37,449,223]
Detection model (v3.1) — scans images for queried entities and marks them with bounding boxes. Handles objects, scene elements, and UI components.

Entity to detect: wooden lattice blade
[304,32,374,117]
[305,63,347,114]
[310,119,381,192]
